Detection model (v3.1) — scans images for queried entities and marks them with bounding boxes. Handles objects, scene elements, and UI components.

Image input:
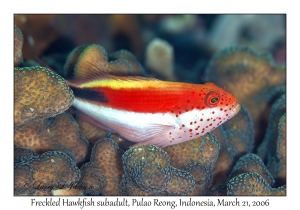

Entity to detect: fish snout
[232,103,241,117]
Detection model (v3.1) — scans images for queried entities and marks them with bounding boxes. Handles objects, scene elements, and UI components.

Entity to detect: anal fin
[129,124,173,148]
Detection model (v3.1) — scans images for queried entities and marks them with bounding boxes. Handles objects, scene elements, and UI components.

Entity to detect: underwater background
[14,14,286,196]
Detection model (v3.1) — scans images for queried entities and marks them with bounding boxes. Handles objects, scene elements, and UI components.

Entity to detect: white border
[2,0,299,209]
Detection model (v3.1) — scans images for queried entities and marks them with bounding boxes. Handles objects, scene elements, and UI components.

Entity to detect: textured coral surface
[227,172,286,196]
[79,138,124,195]
[14,113,90,165]
[121,144,195,195]
[14,151,80,195]
[14,66,74,130]
[14,25,23,66]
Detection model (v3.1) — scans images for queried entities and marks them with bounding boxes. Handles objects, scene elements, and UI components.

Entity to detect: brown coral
[14,147,37,163]
[208,185,227,196]
[145,38,176,80]
[210,126,235,187]
[223,105,254,158]
[109,14,143,57]
[63,44,133,79]
[76,118,107,146]
[79,138,124,195]
[14,15,59,60]
[121,144,195,195]
[204,46,286,142]
[120,174,163,196]
[14,151,80,195]
[14,25,23,66]
[110,49,145,76]
[14,112,90,165]
[257,94,286,161]
[14,66,74,130]
[165,133,219,195]
[228,153,275,186]
[165,133,219,170]
[267,113,286,186]
[185,162,212,195]
[227,172,285,196]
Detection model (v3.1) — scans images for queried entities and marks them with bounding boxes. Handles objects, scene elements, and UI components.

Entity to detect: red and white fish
[68,64,240,148]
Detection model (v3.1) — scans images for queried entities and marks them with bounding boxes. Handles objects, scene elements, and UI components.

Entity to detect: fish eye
[205,91,221,107]
[210,97,219,104]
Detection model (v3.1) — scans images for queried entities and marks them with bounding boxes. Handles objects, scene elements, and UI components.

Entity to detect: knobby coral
[227,172,286,196]
[14,66,74,130]
[14,151,80,195]
[14,25,23,66]
[63,44,144,80]
[14,113,90,165]
[228,153,275,186]
[121,144,195,195]
[79,138,124,195]
[204,46,286,142]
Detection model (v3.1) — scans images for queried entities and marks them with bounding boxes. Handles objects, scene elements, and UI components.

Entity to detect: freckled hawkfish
[67,63,241,148]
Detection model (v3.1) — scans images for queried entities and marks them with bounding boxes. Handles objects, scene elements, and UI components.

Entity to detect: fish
[66,63,241,148]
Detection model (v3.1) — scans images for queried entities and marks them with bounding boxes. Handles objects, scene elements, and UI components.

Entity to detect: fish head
[199,82,241,123]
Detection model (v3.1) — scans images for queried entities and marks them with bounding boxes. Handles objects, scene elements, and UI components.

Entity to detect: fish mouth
[231,103,241,117]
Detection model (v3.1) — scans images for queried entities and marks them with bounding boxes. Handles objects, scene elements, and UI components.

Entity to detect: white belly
[73,98,177,144]
[73,98,240,147]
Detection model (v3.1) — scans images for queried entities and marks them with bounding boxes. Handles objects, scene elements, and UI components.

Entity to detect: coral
[211,149,234,188]
[210,126,235,187]
[228,153,275,186]
[109,49,145,76]
[257,94,286,161]
[256,94,286,186]
[14,113,90,165]
[164,133,219,170]
[185,162,212,195]
[120,174,163,196]
[145,38,176,81]
[165,166,195,195]
[14,147,37,163]
[121,144,195,195]
[267,114,286,186]
[159,15,199,34]
[14,151,80,195]
[163,134,219,195]
[14,15,60,60]
[204,46,286,142]
[79,138,124,195]
[63,44,133,79]
[14,25,23,66]
[109,15,143,56]
[227,172,286,196]
[209,15,285,52]
[208,185,227,196]
[223,105,254,158]
[14,66,74,130]
[76,118,108,146]
[210,105,254,188]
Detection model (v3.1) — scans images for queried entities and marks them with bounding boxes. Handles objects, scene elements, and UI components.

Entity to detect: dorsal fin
[67,61,115,87]
[67,61,160,88]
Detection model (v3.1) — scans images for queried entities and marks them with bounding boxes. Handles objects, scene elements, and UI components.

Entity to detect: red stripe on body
[91,83,207,113]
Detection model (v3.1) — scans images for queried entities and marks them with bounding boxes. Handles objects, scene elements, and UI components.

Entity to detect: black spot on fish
[72,87,108,103]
